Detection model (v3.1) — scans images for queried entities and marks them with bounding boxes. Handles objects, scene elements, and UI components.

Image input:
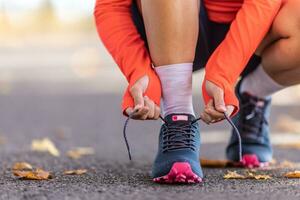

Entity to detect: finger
[131,106,150,120]
[129,86,144,110]
[200,111,213,124]
[205,107,225,120]
[204,100,225,120]
[144,96,155,119]
[126,106,148,120]
[225,105,235,117]
[126,107,134,116]
[212,89,227,113]
[153,106,161,120]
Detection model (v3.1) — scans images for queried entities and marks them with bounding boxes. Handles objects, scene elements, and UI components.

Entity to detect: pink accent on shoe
[153,162,202,184]
[238,154,269,168]
[172,115,188,121]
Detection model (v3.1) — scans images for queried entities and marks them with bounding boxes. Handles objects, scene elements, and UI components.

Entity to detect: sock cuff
[154,63,193,74]
[257,65,284,89]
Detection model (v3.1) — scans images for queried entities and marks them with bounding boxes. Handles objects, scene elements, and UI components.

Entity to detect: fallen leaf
[31,138,60,157]
[247,172,271,180]
[13,168,52,180]
[0,135,6,144]
[276,115,300,134]
[284,171,300,178]
[224,171,272,180]
[12,162,33,171]
[64,169,87,175]
[67,147,94,159]
[200,159,231,168]
[224,171,245,179]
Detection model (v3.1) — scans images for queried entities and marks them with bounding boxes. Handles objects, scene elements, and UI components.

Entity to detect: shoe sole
[233,154,270,168]
[153,162,202,184]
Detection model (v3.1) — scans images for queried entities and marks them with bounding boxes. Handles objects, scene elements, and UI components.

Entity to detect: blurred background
[0,0,299,159]
[0,0,300,103]
[0,0,126,95]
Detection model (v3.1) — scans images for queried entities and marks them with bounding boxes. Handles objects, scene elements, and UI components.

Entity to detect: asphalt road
[0,92,300,200]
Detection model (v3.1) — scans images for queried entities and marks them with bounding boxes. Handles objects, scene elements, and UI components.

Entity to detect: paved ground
[1,24,300,200]
[0,91,300,200]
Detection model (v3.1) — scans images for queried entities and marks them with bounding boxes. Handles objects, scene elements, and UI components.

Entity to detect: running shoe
[152,113,203,184]
[226,92,273,168]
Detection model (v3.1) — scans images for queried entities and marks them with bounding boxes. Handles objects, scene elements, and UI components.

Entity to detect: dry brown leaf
[284,171,300,178]
[247,172,271,180]
[67,147,94,159]
[64,169,87,175]
[31,138,60,157]
[0,135,6,144]
[276,115,300,134]
[13,168,52,180]
[12,162,33,171]
[224,171,245,179]
[224,171,271,180]
[200,159,230,168]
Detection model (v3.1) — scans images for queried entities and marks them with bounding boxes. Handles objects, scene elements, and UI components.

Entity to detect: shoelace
[240,99,268,135]
[161,120,198,152]
[123,112,242,162]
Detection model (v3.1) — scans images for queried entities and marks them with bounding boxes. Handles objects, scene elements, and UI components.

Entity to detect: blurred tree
[0,0,9,32]
[39,0,55,19]
[35,0,57,30]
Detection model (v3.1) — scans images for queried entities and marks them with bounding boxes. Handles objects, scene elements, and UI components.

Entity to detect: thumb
[125,107,134,116]
[130,86,144,110]
[213,89,227,113]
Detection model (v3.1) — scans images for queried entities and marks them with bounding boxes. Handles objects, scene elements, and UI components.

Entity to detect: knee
[271,0,300,37]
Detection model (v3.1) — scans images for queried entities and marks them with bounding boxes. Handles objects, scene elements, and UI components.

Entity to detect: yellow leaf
[13,168,52,180]
[67,147,94,159]
[247,172,271,180]
[224,171,245,179]
[284,171,300,178]
[31,138,60,157]
[200,158,230,168]
[224,171,272,180]
[64,169,87,175]
[12,162,33,171]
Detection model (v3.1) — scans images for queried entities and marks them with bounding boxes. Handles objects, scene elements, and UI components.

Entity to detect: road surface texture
[0,90,300,200]
[1,32,300,200]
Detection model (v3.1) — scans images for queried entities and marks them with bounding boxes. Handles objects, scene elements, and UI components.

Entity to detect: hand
[125,75,161,120]
[201,80,234,124]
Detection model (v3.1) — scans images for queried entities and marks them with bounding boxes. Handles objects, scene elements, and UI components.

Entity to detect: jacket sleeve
[202,0,282,116]
[94,0,161,115]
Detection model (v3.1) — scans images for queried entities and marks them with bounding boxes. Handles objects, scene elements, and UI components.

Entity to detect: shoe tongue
[164,114,195,124]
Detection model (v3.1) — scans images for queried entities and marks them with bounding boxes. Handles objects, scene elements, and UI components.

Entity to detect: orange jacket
[94,0,282,116]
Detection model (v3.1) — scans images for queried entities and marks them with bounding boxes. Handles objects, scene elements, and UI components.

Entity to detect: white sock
[155,63,194,117]
[240,64,285,99]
